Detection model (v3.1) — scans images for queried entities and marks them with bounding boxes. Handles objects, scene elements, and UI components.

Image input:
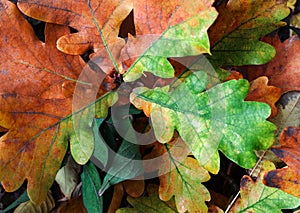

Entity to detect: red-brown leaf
[263,126,300,197]
[245,76,282,118]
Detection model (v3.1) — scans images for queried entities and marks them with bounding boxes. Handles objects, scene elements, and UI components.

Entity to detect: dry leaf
[18,0,131,55]
[108,183,125,213]
[57,196,87,213]
[0,1,114,204]
[245,76,282,118]
[231,161,300,212]
[14,191,55,213]
[263,127,300,197]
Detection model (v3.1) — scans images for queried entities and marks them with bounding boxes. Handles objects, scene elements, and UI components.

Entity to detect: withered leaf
[245,76,282,118]
[263,127,300,197]
[18,0,131,55]
[0,1,114,204]
[231,161,300,212]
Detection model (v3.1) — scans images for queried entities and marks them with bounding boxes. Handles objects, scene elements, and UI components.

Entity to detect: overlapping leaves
[263,127,300,197]
[0,1,115,204]
[231,161,300,212]
[18,0,218,82]
[0,0,297,211]
[131,71,276,174]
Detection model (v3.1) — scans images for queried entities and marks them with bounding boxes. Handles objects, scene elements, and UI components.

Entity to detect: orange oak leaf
[245,76,282,118]
[107,180,145,213]
[0,1,115,204]
[242,35,300,93]
[209,0,287,47]
[18,0,217,82]
[263,126,300,197]
[18,0,132,55]
[144,137,210,212]
[159,156,211,213]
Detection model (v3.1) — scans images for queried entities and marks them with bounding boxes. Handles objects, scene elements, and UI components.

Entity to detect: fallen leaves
[117,184,177,213]
[0,1,75,204]
[18,0,132,55]
[121,0,218,81]
[231,161,300,212]
[208,0,289,66]
[263,127,300,197]
[270,92,300,143]
[18,0,218,82]
[242,35,300,93]
[159,156,210,213]
[0,0,115,204]
[131,71,276,173]
[0,0,299,211]
[245,76,282,118]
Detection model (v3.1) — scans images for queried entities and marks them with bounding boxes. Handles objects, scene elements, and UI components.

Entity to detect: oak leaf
[18,0,132,55]
[263,127,300,197]
[116,184,177,213]
[131,71,276,174]
[107,180,145,213]
[18,0,218,82]
[57,196,87,213]
[159,156,210,213]
[14,191,55,213]
[144,136,210,212]
[0,1,115,204]
[231,161,300,212]
[242,35,300,93]
[108,183,125,213]
[245,76,282,118]
[208,0,289,66]
[121,0,218,81]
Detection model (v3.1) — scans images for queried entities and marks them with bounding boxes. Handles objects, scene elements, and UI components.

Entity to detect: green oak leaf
[208,0,290,66]
[130,71,276,174]
[230,161,300,213]
[122,5,218,82]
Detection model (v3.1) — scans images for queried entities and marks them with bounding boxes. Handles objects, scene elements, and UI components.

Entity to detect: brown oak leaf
[245,76,282,118]
[263,126,300,197]
[18,0,132,55]
[18,0,217,82]
[57,196,87,213]
[0,1,114,204]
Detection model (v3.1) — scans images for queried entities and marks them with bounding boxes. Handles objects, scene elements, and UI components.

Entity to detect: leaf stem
[86,0,120,73]
[224,150,268,212]
[225,191,240,213]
